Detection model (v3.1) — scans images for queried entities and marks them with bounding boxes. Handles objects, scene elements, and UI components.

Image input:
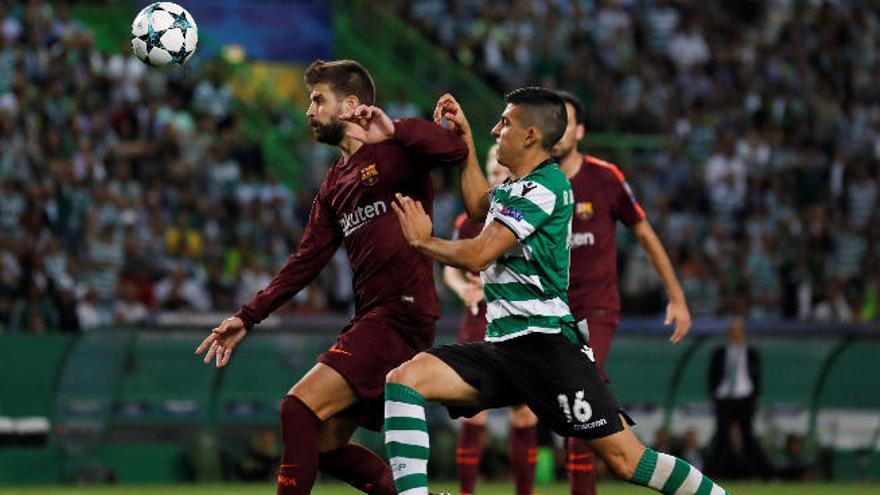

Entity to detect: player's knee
[385,353,430,390]
[509,405,537,428]
[464,410,488,426]
[385,360,417,387]
[385,365,406,385]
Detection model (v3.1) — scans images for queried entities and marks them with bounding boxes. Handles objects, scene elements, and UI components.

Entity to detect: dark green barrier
[0,334,72,418]
[112,334,219,425]
[0,446,61,484]
[1,331,878,484]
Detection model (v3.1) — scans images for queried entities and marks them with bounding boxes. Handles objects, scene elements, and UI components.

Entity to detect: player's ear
[576,123,586,141]
[342,95,359,113]
[524,127,540,148]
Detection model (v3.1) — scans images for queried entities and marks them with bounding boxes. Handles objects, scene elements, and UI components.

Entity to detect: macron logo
[340,200,388,237]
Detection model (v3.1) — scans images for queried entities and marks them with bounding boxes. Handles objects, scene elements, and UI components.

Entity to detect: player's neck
[338,136,364,163]
[559,149,584,179]
[509,151,551,180]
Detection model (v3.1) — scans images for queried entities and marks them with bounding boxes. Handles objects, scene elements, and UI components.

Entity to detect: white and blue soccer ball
[131,2,198,67]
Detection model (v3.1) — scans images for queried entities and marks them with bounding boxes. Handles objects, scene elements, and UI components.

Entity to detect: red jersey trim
[583,155,647,220]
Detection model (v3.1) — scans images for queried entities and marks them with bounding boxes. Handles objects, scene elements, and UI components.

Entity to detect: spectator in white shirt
[705,131,748,218]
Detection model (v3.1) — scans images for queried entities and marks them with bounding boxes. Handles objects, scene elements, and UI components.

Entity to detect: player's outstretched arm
[195,316,247,367]
[198,191,341,365]
[632,220,691,343]
[393,193,515,273]
[434,94,491,221]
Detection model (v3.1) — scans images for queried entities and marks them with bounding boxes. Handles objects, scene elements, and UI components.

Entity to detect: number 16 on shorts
[558,390,592,423]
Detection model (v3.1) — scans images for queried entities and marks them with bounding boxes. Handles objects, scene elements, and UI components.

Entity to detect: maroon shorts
[581,310,619,379]
[317,302,437,430]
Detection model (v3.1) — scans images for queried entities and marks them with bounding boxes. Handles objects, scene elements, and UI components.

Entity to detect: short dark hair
[304,59,376,105]
[554,90,586,125]
[505,87,567,150]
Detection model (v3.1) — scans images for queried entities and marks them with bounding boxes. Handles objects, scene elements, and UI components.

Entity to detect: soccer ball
[131,2,198,67]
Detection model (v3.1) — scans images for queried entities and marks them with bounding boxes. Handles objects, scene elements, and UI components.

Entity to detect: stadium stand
[1,0,878,331]
[387,0,880,323]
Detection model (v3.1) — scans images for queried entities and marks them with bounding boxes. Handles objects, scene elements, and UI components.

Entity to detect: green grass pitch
[1,482,879,495]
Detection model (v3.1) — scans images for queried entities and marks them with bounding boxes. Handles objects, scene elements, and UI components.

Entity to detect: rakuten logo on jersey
[570,231,595,248]
[340,200,388,237]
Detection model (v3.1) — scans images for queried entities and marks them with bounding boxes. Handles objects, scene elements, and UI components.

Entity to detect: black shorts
[427,332,633,439]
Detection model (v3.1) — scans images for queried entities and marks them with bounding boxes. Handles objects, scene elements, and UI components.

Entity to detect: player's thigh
[317,414,359,453]
[586,417,646,480]
[509,404,537,428]
[387,352,480,406]
[501,334,626,439]
[290,362,358,420]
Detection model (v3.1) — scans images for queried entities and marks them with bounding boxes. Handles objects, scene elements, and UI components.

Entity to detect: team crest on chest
[575,202,593,221]
[360,164,380,186]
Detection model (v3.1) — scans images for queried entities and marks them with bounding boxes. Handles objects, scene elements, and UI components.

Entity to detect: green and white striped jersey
[481,160,576,342]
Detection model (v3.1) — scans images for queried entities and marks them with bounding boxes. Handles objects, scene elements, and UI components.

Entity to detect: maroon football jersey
[451,212,487,342]
[236,119,469,329]
[567,155,646,318]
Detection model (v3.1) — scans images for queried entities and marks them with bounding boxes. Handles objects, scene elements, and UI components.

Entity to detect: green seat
[818,342,880,409]
[815,341,880,451]
[54,332,130,427]
[112,334,218,424]
[666,337,721,444]
[0,334,71,418]
[0,446,62,484]
[756,337,837,410]
[96,442,186,483]
[671,337,722,409]
[604,336,691,408]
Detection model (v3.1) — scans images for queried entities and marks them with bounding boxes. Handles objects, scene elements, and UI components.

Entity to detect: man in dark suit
[706,317,770,478]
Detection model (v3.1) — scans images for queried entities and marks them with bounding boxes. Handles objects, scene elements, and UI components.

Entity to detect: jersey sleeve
[613,174,646,227]
[235,191,342,329]
[491,179,558,240]
[392,118,469,168]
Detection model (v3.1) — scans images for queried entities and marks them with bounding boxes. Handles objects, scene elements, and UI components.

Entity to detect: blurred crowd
[2,1,879,334]
[0,1,354,333]
[395,0,880,322]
